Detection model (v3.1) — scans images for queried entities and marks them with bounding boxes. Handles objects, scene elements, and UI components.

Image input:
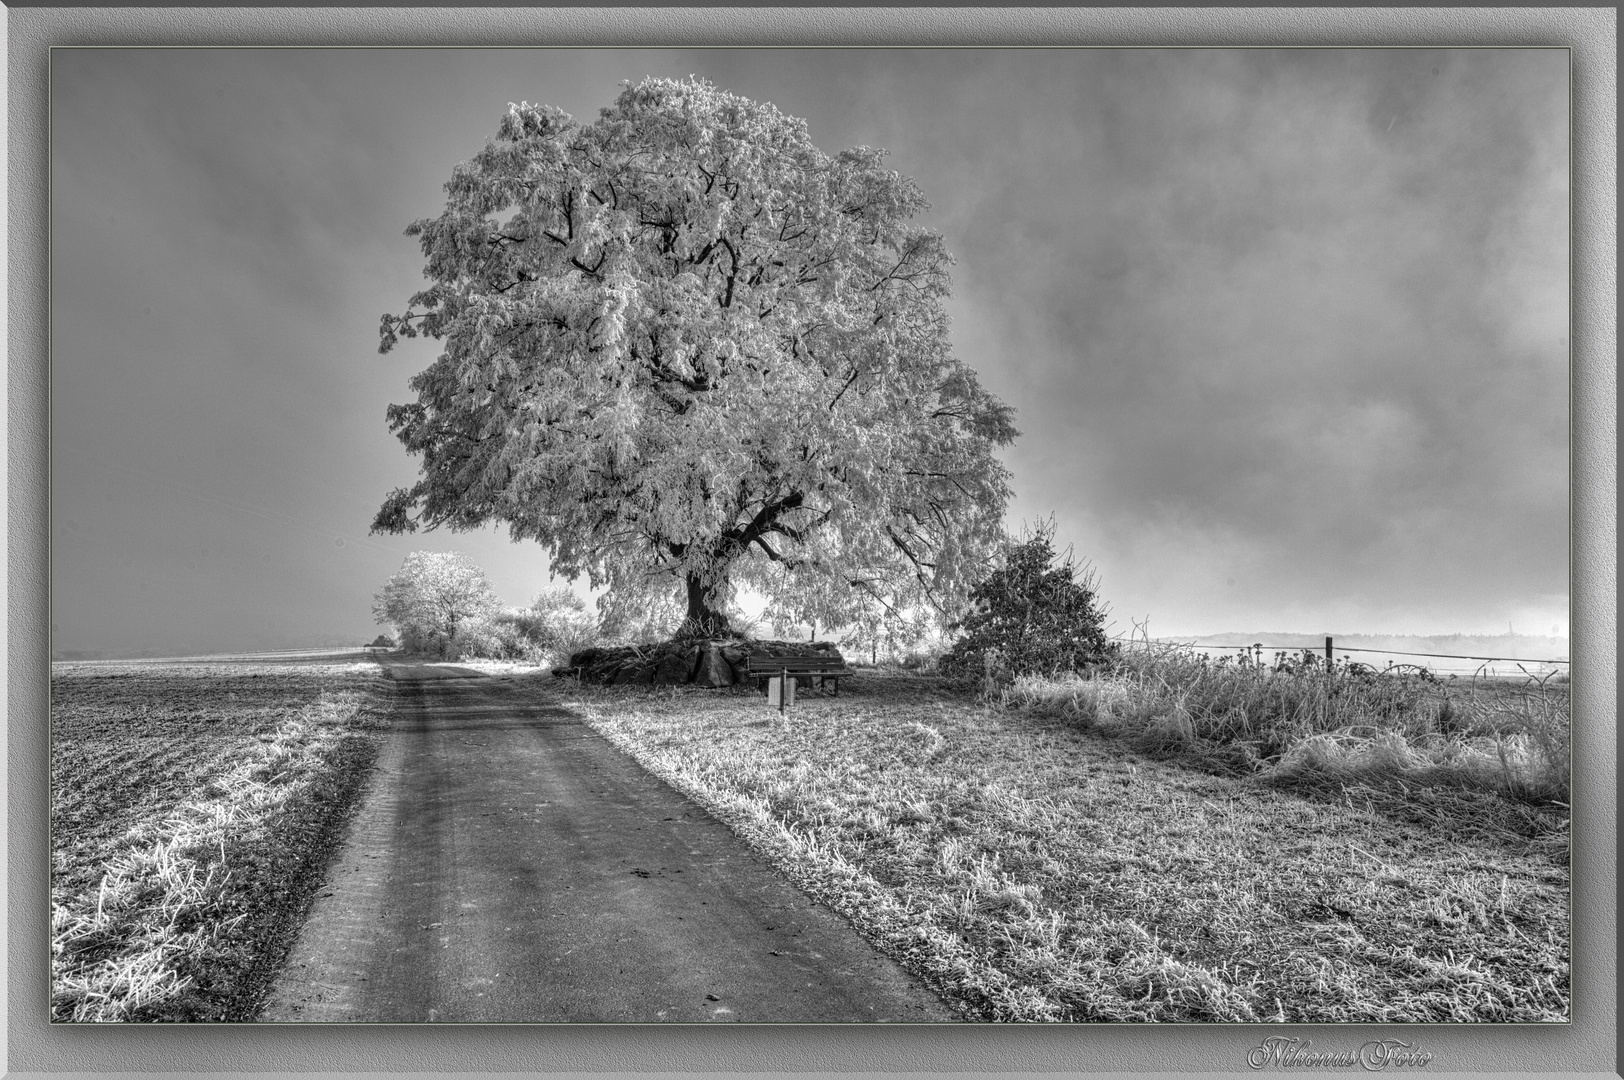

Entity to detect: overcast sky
[49,48,1569,657]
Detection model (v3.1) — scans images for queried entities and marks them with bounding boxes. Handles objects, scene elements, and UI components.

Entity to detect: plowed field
[50,650,390,1021]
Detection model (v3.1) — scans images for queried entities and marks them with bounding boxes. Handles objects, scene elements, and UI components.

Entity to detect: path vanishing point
[261,662,955,1022]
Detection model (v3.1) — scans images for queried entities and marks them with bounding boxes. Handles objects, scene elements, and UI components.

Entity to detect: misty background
[49,48,1569,659]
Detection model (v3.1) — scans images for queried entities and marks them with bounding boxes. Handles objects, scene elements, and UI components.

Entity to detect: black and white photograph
[49,47,1572,1027]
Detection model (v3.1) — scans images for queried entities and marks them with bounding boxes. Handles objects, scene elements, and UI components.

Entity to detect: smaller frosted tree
[373,551,500,655]
[938,521,1115,684]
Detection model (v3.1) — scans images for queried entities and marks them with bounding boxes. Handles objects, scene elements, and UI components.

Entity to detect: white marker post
[766,674,795,712]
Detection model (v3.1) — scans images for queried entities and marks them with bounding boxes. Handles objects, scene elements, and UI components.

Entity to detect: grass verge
[1003,645,1569,830]
[50,653,392,1022]
[550,668,1568,1023]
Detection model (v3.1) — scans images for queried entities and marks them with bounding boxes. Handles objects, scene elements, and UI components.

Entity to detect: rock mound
[555,639,844,689]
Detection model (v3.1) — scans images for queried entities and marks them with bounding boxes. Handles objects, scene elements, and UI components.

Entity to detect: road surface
[261,662,955,1022]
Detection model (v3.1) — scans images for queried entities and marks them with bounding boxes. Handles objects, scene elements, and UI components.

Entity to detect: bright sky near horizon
[49,48,1570,658]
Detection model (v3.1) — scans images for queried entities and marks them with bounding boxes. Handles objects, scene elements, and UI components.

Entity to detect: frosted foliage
[375,77,1016,633]
[530,585,597,639]
[372,551,501,652]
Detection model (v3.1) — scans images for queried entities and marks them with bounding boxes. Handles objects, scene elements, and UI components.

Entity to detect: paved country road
[261,662,956,1023]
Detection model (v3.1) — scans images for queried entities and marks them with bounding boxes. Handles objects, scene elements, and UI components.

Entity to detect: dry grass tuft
[1003,648,1570,814]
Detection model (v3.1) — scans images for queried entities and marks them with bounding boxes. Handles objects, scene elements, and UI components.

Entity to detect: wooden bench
[745,654,853,697]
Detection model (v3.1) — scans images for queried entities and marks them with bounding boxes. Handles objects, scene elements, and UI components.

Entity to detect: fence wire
[1112,634,1569,674]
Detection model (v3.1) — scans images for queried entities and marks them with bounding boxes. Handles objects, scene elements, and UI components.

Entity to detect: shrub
[526,586,600,658]
[444,589,606,665]
[938,520,1115,686]
[450,616,530,661]
[490,610,552,647]
[530,585,592,626]
[898,647,942,672]
[396,624,449,657]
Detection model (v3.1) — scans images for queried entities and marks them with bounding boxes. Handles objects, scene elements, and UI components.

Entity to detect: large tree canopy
[374,76,1016,636]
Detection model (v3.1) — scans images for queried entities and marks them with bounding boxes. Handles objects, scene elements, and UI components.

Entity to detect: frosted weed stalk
[51,685,374,1022]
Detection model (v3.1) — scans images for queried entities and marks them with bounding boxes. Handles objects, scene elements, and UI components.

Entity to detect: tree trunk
[680,571,733,639]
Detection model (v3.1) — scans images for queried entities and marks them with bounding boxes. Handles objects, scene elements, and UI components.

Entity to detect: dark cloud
[49,49,1568,655]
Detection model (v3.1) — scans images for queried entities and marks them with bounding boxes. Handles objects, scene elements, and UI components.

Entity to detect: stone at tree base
[720,647,750,685]
[569,646,606,671]
[653,649,696,685]
[694,644,735,688]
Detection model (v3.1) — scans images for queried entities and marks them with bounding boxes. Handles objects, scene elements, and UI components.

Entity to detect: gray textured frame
[10,7,1615,1077]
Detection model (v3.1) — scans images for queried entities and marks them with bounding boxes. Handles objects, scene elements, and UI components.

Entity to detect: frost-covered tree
[372,551,500,654]
[374,77,1016,638]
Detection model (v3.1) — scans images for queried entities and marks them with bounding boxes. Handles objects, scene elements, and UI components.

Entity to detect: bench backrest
[745,655,848,673]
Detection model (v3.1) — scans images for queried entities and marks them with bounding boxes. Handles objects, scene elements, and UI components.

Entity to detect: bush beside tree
[938,521,1116,687]
[445,587,604,663]
[518,586,600,659]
